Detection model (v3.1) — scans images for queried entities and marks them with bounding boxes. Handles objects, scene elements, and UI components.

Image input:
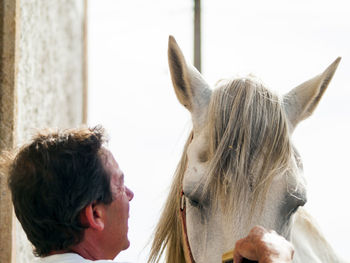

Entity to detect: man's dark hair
[7,126,113,256]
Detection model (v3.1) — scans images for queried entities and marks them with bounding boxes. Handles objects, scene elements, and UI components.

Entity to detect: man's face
[101,149,134,258]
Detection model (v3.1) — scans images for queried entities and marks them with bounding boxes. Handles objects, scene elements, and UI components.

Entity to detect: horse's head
[167,36,340,262]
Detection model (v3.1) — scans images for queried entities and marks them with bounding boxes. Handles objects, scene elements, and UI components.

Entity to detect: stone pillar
[0,0,87,262]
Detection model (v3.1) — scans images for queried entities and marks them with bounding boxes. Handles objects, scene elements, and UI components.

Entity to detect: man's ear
[80,203,105,231]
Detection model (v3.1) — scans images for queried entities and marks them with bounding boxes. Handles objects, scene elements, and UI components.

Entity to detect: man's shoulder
[37,253,120,263]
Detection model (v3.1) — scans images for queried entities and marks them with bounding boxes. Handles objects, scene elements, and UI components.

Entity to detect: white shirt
[37,253,124,263]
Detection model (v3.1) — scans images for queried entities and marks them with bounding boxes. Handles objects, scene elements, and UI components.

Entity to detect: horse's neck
[291,207,345,263]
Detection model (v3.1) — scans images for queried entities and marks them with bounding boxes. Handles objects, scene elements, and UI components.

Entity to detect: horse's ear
[168,36,211,132]
[283,57,341,131]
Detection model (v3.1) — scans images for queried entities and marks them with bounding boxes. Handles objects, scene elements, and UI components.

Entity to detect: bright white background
[88,1,350,262]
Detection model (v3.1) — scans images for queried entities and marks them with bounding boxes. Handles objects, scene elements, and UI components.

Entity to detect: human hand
[233,226,294,263]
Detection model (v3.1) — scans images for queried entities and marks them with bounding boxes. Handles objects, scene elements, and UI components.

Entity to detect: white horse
[149,36,345,263]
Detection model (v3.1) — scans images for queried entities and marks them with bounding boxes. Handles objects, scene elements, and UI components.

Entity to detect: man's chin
[112,240,130,260]
[122,239,130,250]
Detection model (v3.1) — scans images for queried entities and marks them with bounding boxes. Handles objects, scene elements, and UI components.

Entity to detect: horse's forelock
[204,78,292,217]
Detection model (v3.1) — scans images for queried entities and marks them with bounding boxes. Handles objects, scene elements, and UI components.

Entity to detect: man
[6,126,293,262]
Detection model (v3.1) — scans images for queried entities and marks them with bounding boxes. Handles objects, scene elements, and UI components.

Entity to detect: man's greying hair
[7,126,113,256]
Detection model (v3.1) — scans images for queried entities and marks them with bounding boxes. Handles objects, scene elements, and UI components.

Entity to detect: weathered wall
[0,1,20,262]
[17,0,85,142]
[0,0,86,262]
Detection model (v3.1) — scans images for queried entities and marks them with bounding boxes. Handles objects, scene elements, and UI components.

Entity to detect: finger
[234,238,258,261]
[233,251,243,263]
[249,225,267,243]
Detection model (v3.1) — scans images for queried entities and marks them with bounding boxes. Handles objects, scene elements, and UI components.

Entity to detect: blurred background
[88,1,350,262]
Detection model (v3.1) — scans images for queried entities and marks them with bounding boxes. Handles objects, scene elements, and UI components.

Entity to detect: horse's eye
[189,198,201,208]
[284,192,307,219]
[198,151,209,162]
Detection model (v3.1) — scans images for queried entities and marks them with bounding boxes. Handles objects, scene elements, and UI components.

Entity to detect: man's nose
[126,186,134,201]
